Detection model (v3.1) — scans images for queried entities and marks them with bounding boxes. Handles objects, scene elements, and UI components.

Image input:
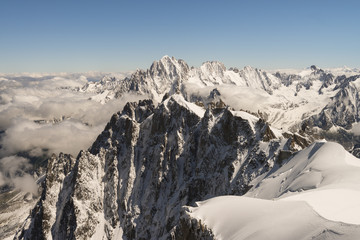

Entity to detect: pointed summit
[242,65,256,72]
[149,55,190,82]
[310,65,318,71]
[159,55,173,62]
[200,61,226,77]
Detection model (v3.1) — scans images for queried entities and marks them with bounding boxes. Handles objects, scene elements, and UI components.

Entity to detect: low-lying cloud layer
[0,73,141,156]
[0,156,38,195]
[0,72,143,191]
[183,83,270,113]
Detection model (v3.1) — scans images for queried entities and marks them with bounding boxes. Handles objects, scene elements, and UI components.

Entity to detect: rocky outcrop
[175,211,215,240]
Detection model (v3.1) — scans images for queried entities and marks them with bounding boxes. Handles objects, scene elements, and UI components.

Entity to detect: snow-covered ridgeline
[186,141,360,239]
[81,56,360,136]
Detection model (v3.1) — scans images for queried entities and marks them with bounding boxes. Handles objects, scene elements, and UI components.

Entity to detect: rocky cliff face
[15,153,76,240]
[300,74,360,150]
[15,95,304,240]
[306,74,360,130]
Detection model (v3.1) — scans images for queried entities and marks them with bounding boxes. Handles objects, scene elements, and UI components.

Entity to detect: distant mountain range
[80,56,360,149]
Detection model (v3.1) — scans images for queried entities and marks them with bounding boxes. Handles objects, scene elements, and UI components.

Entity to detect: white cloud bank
[0,156,38,195]
[0,73,143,157]
[182,83,270,113]
[0,72,144,193]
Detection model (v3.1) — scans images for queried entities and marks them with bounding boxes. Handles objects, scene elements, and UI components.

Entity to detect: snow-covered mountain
[81,56,282,103]
[184,141,360,239]
[15,94,310,239]
[82,56,360,138]
[5,56,360,240]
[81,56,190,103]
[305,74,360,130]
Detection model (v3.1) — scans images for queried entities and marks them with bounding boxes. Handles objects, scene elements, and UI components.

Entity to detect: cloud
[12,174,38,196]
[182,83,270,113]
[0,72,147,158]
[0,118,102,157]
[0,72,145,196]
[0,155,31,174]
[0,172,5,186]
[0,155,38,195]
[218,85,270,113]
[0,92,147,158]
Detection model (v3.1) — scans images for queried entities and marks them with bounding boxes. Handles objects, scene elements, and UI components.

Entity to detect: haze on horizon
[1,0,359,73]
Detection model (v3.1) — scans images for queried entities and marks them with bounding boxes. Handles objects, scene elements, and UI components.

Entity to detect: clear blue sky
[0,0,359,73]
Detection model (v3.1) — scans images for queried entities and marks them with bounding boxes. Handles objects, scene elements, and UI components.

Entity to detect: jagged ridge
[15,95,308,240]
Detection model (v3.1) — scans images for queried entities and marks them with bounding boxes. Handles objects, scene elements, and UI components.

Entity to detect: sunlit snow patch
[188,142,360,239]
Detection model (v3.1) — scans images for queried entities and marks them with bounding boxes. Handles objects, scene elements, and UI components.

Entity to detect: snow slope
[247,142,360,200]
[188,142,360,239]
[188,196,360,240]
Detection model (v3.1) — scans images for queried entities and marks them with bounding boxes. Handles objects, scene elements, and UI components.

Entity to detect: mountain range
[82,56,360,149]
[2,56,360,239]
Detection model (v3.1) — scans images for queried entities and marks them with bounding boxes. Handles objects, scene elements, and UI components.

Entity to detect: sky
[0,0,359,73]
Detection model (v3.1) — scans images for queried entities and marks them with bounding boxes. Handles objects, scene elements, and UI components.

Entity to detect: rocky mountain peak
[239,65,281,94]
[310,65,318,71]
[149,55,190,81]
[242,65,256,72]
[200,61,226,76]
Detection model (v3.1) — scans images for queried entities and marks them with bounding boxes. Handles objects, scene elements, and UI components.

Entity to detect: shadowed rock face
[299,74,360,150]
[15,153,76,240]
[16,96,300,240]
[304,74,360,131]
